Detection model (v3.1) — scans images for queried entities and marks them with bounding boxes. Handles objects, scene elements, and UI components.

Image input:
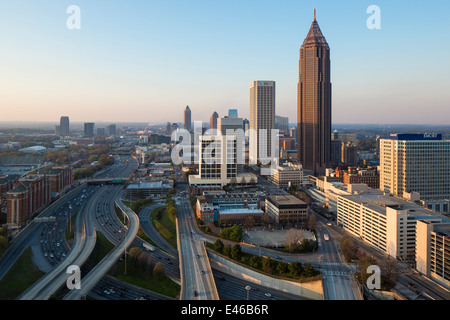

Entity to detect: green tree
[128,247,143,266]
[214,239,224,253]
[248,256,262,269]
[303,264,318,278]
[0,236,8,251]
[153,262,165,279]
[262,257,275,274]
[288,261,304,278]
[219,225,243,242]
[223,244,231,257]
[341,235,358,262]
[230,244,243,260]
[276,261,289,276]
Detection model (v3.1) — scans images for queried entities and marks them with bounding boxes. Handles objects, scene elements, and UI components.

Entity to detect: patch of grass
[137,226,158,248]
[150,206,177,249]
[94,232,115,265]
[115,204,128,227]
[0,247,45,300]
[65,210,79,242]
[111,258,180,299]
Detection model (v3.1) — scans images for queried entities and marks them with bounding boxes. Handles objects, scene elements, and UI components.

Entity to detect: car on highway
[265,293,272,297]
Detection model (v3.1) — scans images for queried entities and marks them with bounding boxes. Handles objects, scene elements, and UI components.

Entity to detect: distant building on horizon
[297,11,332,176]
[209,112,219,131]
[106,124,116,136]
[275,115,289,135]
[184,105,192,132]
[97,128,105,136]
[84,122,95,137]
[60,116,70,136]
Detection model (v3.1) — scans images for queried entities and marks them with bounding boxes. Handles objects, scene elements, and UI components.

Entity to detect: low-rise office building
[265,194,308,225]
[269,163,304,189]
[124,180,173,201]
[196,192,264,224]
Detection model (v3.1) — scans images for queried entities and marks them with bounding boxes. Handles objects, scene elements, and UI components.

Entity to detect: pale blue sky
[0,0,449,125]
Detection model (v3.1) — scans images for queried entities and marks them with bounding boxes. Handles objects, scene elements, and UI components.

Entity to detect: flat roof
[340,193,449,221]
[267,194,306,206]
[434,224,450,236]
[126,181,171,189]
[389,133,442,141]
[218,209,263,215]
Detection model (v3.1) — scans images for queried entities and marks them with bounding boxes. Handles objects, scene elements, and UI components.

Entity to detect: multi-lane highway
[177,197,219,300]
[19,185,100,300]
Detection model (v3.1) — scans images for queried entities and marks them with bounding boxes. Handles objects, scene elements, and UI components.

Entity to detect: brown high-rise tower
[297,10,331,175]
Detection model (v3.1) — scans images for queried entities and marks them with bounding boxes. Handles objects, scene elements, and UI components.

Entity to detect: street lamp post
[245,286,251,300]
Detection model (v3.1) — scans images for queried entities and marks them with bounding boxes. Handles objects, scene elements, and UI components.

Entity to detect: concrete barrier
[208,250,324,300]
[176,217,184,300]
[200,242,219,300]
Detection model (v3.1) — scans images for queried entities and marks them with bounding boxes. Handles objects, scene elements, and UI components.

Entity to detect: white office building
[337,192,448,260]
[380,133,450,206]
[249,81,276,165]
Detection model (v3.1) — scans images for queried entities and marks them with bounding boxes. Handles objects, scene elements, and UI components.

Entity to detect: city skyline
[1,1,449,125]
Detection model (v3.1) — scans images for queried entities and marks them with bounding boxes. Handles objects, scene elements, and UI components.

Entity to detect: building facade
[196,192,264,224]
[249,80,276,164]
[84,123,95,137]
[60,116,70,136]
[189,135,257,189]
[342,166,379,189]
[380,133,450,202]
[416,220,450,290]
[7,175,52,228]
[265,195,308,225]
[269,163,304,189]
[46,166,74,196]
[337,192,446,260]
[275,115,289,135]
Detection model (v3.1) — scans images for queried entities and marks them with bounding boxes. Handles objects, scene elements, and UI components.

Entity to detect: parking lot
[243,228,315,248]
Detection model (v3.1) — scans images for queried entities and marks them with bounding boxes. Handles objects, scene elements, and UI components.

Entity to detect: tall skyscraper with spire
[184,105,192,132]
[297,10,331,175]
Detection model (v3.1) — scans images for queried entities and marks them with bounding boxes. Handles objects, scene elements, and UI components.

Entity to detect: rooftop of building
[340,192,449,222]
[0,174,20,184]
[18,146,47,153]
[218,208,264,215]
[126,181,172,189]
[433,224,450,237]
[0,155,45,166]
[267,194,306,206]
[389,133,443,141]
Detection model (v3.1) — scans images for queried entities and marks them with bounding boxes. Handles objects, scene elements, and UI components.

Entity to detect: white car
[265,293,272,298]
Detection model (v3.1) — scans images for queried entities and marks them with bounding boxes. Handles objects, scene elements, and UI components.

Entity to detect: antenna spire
[314,8,316,21]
